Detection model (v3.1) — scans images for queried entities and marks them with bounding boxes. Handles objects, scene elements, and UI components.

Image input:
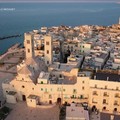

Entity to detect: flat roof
[66,106,89,120]
[100,112,120,120]
[97,53,107,59]
[92,72,120,82]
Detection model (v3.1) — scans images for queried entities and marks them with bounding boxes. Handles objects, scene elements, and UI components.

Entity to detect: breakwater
[0,34,21,40]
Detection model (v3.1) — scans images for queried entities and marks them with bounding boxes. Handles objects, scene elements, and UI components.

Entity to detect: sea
[0,2,120,55]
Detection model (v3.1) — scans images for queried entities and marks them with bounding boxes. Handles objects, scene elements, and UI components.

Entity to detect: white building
[2,30,120,116]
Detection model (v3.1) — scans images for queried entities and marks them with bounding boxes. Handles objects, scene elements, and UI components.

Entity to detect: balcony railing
[103,102,108,105]
[103,94,109,97]
[93,93,98,96]
[114,103,119,106]
[70,96,88,100]
[115,95,120,98]
[92,101,97,104]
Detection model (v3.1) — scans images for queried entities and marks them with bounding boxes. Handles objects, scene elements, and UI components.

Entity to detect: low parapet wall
[36,103,57,109]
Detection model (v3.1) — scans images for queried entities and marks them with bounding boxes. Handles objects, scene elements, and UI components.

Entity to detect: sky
[0,0,120,3]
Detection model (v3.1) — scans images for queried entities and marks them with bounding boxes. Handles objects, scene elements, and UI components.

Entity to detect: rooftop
[66,104,89,120]
[92,72,120,82]
[100,112,120,120]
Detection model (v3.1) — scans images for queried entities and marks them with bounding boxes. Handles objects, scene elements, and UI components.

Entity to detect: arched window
[103,106,106,110]
[103,99,106,104]
[114,108,117,112]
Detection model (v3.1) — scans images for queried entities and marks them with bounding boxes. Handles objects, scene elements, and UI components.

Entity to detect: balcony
[70,95,88,100]
[114,103,119,106]
[103,94,109,97]
[70,96,88,103]
[103,102,108,105]
[92,101,97,104]
[115,95,120,98]
[93,93,98,96]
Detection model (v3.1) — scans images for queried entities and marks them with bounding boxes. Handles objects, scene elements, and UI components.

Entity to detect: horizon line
[0,1,119,3]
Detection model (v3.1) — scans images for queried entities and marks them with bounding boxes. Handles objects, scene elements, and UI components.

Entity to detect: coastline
[0,43,22,59]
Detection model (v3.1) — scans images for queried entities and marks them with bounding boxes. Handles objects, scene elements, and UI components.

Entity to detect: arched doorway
[103,106,106,111]
[49,100,52,104]
[22,95,26,101]
[57,98,61,105]
[114,108,117,112]
[91,105,97,112]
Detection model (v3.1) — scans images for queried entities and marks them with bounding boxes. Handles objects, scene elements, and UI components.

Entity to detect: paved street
[5,102,59,120]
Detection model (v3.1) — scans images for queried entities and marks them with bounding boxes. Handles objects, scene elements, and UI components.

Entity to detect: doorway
[22,95,26,101]
[57,98,61,105]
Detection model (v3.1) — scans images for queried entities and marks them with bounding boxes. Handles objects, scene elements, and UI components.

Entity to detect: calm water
[0,2,120,54]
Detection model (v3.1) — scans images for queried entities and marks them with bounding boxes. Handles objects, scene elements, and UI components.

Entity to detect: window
[75,44,78,47]
[114,108,117,112]
[83,46,84,48]
[93,91,98,95]
[82,81,84,84]
[41,88,43,91]
[116,87,119,90]
[114,101,118,105]
[82,87,84,90]
[80,95,83,99]
[28,49,30,53]
[27,40,30,44]
[41,81,43,84]
[103,106,106,110]
[103,99,107,104]
[95,84,97,88]
[22,85,25,88]
[103,92,109,97]
[47,61,49,64]
[46,42,49,45]
[63,89,65,92]
[49,94,52,99]
[57,88,61,91]
[32,88,34,90]
[105,85,107,89]
[47,50,49,54]
[115,93,119,98]
[59,74,62,78]
[73,89,77,93]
